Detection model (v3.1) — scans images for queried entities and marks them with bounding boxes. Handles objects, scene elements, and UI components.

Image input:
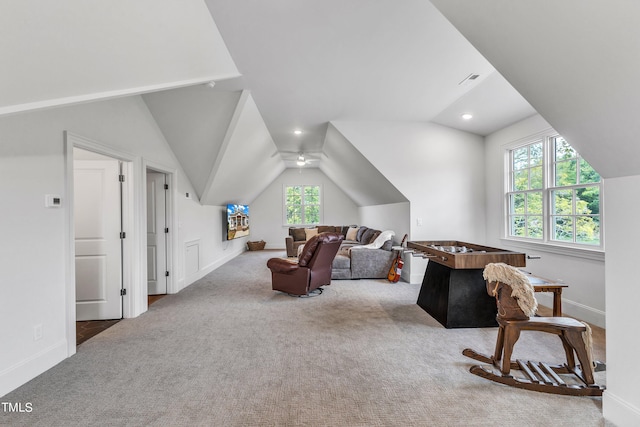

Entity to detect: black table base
[416,261,497,328]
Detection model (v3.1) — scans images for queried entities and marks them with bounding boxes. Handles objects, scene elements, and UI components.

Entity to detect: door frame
[64,132,177,356]
[143,160,177,295]
[64,132,138,356]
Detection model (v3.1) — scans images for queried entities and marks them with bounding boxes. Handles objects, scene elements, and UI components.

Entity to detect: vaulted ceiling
[5,1,635,208]
[204,0,535,152]
[430,0,640,179]
[140,0,536,205]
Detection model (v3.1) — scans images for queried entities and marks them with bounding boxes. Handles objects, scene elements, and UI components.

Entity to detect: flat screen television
[226,204,250,240]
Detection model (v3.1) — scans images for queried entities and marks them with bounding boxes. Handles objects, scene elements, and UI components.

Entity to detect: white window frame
[503,130,604,259]
[282,184,323,226]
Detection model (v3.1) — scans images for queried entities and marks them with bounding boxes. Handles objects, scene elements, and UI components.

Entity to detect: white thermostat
[45,194,62,208]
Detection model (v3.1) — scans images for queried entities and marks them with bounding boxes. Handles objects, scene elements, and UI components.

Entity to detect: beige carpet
[1,250,607,426]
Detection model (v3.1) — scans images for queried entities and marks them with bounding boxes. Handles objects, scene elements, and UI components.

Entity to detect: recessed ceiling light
[461,113,473,120]
[294,130,302,135]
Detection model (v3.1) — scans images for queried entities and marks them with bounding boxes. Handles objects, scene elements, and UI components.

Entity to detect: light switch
[45,194,62,208]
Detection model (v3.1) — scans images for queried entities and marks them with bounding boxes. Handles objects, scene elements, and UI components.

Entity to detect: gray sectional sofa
[285,225,397,280]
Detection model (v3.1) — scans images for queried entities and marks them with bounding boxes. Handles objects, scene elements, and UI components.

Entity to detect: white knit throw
[355,230,395,249]
[483,263,538,317]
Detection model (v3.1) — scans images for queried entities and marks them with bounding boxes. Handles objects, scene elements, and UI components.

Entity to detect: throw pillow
[291,228,306,241]
[356,226,369,242]
[361,228,377,245]
[345,226,359,241]
[369,230,381,244]
[304,227,318,241]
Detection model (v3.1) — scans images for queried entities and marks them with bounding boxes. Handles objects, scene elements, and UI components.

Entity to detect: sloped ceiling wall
[321,123,408,206]
[201,91,285,205]
[429,0,640,179]
[143,87,242,198]
[0,0,239,116]
[145,89,285,205]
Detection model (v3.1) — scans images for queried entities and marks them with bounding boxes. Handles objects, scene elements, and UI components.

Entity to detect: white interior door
[74,159,123,320]
[147,171,167,295]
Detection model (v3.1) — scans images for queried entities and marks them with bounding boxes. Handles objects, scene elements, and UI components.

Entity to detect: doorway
[73,148,124,321]
[65,133,176,354]
[146,170,168,296]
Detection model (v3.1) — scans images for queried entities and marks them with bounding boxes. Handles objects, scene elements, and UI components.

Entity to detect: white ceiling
[142,0,542,206]
[203,0,536,158]
[429,0,640,179]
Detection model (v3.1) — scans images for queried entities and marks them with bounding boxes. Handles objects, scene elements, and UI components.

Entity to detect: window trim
[502,129,604,255]
[282,184,323,226]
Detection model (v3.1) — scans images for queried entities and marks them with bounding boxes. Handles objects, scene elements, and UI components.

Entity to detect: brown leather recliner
[267,232,343,296]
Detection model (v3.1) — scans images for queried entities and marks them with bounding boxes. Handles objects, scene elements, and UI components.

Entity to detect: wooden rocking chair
[463,263,605,396]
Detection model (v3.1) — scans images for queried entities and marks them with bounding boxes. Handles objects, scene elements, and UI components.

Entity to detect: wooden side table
[521,271,568,316]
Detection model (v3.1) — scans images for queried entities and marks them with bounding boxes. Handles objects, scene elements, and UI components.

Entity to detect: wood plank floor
[76,295,166,345]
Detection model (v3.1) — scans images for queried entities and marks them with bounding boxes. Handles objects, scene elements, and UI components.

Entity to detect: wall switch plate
[45,194,62,208]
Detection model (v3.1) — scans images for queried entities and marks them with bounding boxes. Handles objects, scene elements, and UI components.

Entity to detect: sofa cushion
[332,253,351,270]
[356,226,369,242]
[345,226,359,241]
[318,225,336,233]
[368,230,381,244]
[361,228,377,244]
[349,247,396,279]
[381,239,393,251]
[291,228,306,241]
[304,227,318,241]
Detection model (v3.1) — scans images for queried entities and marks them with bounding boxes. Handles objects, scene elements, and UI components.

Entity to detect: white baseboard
[181,248,246,291]
[264,245,285,251]
[0,340,67,398]
[536,294,605,328]
[403,278,605,328]
[604,391,640,426]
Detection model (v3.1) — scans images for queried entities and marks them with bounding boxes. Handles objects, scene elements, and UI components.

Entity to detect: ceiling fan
[294,153,320,166]
[278,151,323,166]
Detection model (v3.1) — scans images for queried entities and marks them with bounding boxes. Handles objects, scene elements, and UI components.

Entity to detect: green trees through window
[284,185,321,225]
[508,135,601,247]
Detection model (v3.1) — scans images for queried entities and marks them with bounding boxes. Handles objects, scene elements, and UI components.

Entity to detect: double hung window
[507,135,602,247]
[284,185,321,225]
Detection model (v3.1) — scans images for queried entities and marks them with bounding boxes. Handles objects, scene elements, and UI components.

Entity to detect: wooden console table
[524,272,568,317]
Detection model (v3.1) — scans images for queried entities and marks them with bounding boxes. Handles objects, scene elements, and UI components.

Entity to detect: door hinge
[120,288,127,296]
[165,271,170,277]
[165,227,169,233]
[119,174,125,182]
[164,184,169,190]
[120,231,126,239]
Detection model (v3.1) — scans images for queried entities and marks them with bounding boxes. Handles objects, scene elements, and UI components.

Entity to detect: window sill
[500,238,604,262]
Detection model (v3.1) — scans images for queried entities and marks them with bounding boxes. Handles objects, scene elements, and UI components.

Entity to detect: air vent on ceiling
[458,73,480,86]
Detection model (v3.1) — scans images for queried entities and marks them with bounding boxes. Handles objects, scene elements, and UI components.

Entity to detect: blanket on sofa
[350,230,395,250]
